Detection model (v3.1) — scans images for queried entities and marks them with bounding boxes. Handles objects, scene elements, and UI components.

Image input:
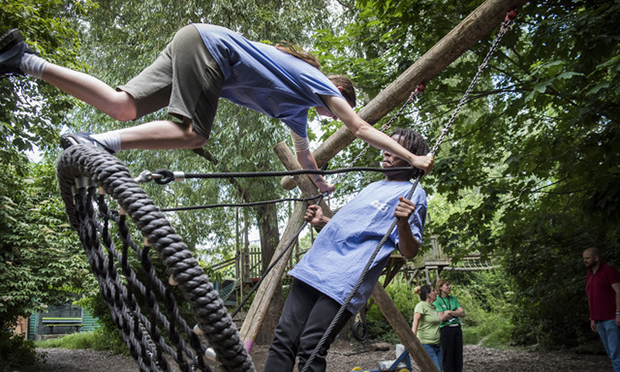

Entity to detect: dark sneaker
[0,29,33,76]
[60,132,116,154]
[0,29,23,50]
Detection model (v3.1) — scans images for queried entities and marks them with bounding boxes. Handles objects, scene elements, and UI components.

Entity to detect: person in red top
[583,247,620,372]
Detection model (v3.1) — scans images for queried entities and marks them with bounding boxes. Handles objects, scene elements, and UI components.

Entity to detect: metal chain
[429,9,516,156]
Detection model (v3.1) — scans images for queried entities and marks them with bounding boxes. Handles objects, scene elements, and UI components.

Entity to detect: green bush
[0,330,44,372]
[74,294,128,354]
[443,270,514,348]
[365,278,418,344]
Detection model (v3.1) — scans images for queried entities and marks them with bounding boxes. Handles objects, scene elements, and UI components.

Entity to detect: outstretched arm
[322,95,434,175]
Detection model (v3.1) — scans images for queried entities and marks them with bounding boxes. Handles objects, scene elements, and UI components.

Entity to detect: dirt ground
[33,340,612,372]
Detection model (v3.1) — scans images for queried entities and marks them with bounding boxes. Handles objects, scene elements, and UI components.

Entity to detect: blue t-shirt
[194,24,344,138]
[289,180,427,313]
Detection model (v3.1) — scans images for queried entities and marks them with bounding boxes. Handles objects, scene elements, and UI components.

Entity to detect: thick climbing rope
[300,9,518,372]
[57,145,255,372]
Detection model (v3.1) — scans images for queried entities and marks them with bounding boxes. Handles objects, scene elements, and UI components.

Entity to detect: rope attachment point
[134,170,186,184]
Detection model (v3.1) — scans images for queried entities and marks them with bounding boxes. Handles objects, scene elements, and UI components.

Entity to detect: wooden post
[273,142,333,218]
[371,284,439,372]
[280,0,528,190]
[239,142,333,351]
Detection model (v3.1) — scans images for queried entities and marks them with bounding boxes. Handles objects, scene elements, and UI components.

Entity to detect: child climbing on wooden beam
[0,26,433,194]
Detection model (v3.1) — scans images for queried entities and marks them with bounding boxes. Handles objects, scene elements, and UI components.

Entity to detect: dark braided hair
[390,128,430,179]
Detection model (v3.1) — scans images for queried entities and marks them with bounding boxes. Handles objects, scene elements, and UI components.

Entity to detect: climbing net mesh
[57,144,255,372]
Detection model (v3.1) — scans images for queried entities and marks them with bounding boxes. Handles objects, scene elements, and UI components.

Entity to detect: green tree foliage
[1,0,93,159]
[1,0,97,365]
[316,0,619,348]
[0,160,92,319]
[0,333,42,371]
[0,159,94,365]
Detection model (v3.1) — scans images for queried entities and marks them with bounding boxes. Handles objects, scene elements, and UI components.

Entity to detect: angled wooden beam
[280,0,529,190]
[371,284,439,372]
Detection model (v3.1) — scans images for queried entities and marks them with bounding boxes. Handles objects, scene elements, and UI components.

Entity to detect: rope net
[57,144,255,372]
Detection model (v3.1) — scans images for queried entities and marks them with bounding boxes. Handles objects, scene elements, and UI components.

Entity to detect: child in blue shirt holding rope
[265,128,429,372]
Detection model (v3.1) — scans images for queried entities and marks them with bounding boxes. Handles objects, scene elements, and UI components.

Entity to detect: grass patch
[462,307,514,348]
[35,330,117,352]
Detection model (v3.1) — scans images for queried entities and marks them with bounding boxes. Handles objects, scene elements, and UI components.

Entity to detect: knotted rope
[57,144,255,372]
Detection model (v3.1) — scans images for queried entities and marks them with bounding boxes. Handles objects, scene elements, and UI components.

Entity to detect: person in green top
[434,279,466,372]
[413,284,442,371]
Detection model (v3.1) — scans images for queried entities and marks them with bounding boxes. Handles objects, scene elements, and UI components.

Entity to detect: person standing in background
[434,279,465,372]
[413,284,442,371]
[583,247,620,372]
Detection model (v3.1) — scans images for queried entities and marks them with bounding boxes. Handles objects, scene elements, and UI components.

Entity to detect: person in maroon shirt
[583,247,620,372]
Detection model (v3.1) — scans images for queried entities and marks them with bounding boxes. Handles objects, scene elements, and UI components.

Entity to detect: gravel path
[33,341,612,371]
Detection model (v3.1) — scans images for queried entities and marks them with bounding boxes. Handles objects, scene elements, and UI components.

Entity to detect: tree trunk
[254,202,283,344]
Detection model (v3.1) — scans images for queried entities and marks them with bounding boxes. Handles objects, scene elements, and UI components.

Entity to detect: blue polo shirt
[290,180,427,313]
[194,24,344,138]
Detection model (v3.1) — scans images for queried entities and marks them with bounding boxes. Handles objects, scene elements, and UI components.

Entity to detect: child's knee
[182,118,208,148]
[174,117,207,149]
